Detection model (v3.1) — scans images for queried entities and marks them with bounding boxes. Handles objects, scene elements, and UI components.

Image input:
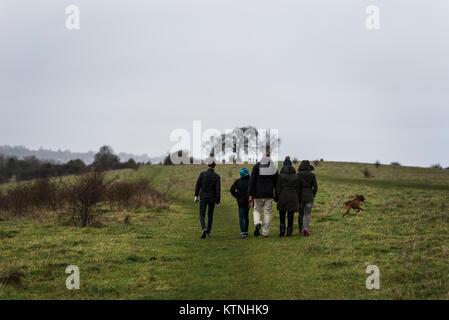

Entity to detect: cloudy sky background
[1,0,448,166]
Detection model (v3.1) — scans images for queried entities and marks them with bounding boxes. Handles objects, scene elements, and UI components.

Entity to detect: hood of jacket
[259,157,278,175]
[280,165,296,175]
[298,160,314,172]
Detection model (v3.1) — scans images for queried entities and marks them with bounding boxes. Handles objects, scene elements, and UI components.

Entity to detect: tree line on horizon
[0,146,146,184]
[0,145,161,164]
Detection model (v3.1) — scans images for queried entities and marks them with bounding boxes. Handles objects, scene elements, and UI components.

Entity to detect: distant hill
[0,145,164,164]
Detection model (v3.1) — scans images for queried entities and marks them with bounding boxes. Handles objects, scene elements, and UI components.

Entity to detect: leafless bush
[106,177,168,211]
[390,162,401,166]
[0,171,169,224]
[0,178,64,218]
[65,171,106,227]
[360,168,374,178]
[430,163,443,169]
[313,160,320,167]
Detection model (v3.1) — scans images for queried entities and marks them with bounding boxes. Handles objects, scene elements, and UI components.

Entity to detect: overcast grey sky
[1,0,448,167]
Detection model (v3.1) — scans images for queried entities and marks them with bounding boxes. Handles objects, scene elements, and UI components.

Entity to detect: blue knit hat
[240,168,249,177]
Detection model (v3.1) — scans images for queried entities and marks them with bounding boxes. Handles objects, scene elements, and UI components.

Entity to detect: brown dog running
[343,194,366,217]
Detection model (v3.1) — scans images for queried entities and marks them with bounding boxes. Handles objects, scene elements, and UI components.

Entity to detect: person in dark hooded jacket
[195,162,221,239]
[230,168,251,238]
[275,157,301,237]
[297,160,318,237]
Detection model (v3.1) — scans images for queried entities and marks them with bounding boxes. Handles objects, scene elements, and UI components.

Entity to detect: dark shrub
[106,177,168,210]
[361,168,373,178]
[390,162,401,166]
[375,160,381,168]
[65,171,106,227]
[430,164,443,169]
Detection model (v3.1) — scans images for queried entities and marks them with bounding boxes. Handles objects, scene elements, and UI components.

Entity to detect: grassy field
[1,161,449,299]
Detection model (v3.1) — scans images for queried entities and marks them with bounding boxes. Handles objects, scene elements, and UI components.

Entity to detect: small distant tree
[93,146,120,171]
[163,153,174,166]
[125,158,138,170]
[64,159,86,174]
[430,163,443,169]
[390,162,401,166]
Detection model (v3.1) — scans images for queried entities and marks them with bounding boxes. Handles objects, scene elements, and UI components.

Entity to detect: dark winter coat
[230,175,250,208]
[275,165,300,212]
[248,159,279,199]
[297,161,318,203]
[195,168,221,204]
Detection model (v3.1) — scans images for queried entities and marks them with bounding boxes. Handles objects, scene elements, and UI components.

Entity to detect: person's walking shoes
[206,233,211,239]
[254,223,261,237]
[240,232,246,239]
[279,223,285,237]
[303,229,310,237]
[286,227,292,237]
[201,229,207,239]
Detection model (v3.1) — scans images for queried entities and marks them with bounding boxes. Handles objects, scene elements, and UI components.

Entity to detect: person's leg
[253,199,263,226]
[262,198,273,236]
[303,201,314,236]
[287,211,294,236]
[199,199,207,237]
[206,199,215,235]
[243,207,249,234]
[279,210,286,236]
[238,207,246,234]
[298,202,305,234]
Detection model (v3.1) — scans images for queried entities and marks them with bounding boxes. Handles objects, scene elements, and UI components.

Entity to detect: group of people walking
[194,152,318,239]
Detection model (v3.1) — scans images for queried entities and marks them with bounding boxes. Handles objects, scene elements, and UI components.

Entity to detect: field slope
[1,162,449,299]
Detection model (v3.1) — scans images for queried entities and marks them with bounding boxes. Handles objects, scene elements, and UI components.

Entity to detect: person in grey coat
[297,160,318,237]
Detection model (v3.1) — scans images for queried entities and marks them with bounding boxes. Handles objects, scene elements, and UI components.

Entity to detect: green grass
[1,162,449,299]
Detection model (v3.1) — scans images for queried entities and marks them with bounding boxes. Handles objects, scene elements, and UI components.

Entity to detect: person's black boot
[286,227,293,237]
[201,229,207,239]
[279,223,285,237]
[254,223,261,236]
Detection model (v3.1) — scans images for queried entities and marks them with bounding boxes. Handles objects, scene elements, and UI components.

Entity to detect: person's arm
[230,179,239,199]
[195,172,202,197]
[274,175,280,202]
[216,175,221,205]
[312,174,318,197]
[272,171,279,195]
[248,165,258,197]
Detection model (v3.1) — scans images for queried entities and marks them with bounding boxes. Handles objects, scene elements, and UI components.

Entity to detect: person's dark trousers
[280,211,294,234]
[238,207,250,233]
[199,198,216,234]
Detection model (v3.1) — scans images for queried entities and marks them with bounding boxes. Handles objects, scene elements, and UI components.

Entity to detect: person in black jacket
[248,152,279,237]
[275,157,301,237]
[195,162,221,239]
[297,160,318,237]
[230,168,251,238]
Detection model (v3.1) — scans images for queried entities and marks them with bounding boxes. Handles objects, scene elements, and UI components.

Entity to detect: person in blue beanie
[230,168,251,238]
